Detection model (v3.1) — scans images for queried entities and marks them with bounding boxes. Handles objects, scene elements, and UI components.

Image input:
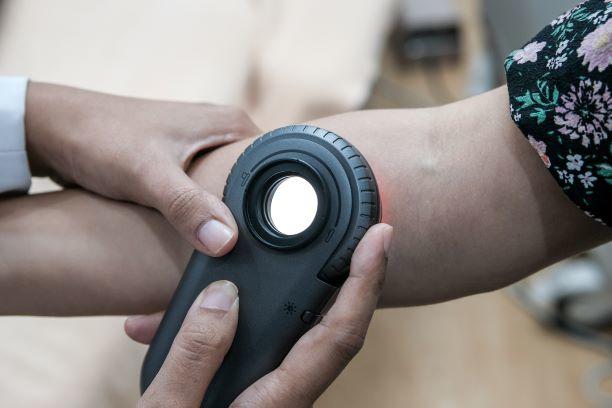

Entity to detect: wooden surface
[318,290,602,407]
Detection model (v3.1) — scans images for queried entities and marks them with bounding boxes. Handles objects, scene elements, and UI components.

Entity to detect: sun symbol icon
[283,302,297,315]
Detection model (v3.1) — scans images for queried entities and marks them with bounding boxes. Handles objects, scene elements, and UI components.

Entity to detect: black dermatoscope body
[141,125,381,407]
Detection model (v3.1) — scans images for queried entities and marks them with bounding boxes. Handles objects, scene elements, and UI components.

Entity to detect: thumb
[139,281,239,407]
[150,166,238,256]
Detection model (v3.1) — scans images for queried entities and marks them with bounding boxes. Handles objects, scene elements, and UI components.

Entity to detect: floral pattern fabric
[505,0,611,226]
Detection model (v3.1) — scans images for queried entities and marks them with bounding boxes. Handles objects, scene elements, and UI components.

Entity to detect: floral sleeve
[505,0,611,226]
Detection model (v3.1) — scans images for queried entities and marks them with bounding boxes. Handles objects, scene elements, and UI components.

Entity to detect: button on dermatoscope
[301,310,322,325]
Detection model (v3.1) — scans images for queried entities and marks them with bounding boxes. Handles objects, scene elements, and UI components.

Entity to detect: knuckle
[165,186,208,222]
[273,366,313,405]
[174,321,224,363]
[329,325,365,364]
[230,366,313,408]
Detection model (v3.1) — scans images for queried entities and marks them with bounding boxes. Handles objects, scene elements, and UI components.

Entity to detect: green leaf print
[595,163,612,185]
[515,80,559,124]
[530,108,547,125]
[515,91,534,109]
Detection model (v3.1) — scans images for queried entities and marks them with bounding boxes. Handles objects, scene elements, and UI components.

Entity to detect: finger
[234,224,393,406]
[140,281,239,407]
[146,166,238,256]
[317,224,392,341]
[124,312,164,345]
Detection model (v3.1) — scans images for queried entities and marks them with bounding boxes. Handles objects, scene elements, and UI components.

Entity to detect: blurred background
[1,0,611,406]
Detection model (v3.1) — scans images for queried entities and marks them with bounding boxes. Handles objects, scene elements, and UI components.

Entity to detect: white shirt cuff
[0,76,30,194]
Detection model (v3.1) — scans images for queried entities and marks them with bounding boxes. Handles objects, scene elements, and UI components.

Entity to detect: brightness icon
[283,302,297,315]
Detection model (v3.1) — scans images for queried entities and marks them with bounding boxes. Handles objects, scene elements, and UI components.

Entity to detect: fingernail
[198,219,234,255]
[382,225,393,256]
[200,281,238,312]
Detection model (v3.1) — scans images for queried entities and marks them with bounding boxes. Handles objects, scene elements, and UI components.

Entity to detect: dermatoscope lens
[266,176,318,236]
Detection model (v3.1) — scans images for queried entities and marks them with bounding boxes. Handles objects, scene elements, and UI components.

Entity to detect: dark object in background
[389,23,461,104]
[141,126,381,407]
[390,0,461,64]
[387,0,461,104]
[392,25,460,63]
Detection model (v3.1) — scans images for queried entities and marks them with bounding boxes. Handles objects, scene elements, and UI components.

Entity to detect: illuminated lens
[267,176,318,236]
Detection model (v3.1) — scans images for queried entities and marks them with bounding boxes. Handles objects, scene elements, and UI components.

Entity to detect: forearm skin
[0,87,609,315]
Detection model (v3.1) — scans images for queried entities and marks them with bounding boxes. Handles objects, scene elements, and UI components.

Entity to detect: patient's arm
[1,86,609,316]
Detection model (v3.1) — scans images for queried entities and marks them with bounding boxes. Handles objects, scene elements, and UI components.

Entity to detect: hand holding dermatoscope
[141,125,381,407]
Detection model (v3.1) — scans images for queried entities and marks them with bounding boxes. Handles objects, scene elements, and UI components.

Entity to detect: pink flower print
[551,10,573,27]
[577,19,612,72]
[554,79,611,147]
[578,171,597,188]
[557,40,569,55]
[557,169,575,184]
[513,41,546,64]
[566,154,584,171]
[546,53,568,70]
